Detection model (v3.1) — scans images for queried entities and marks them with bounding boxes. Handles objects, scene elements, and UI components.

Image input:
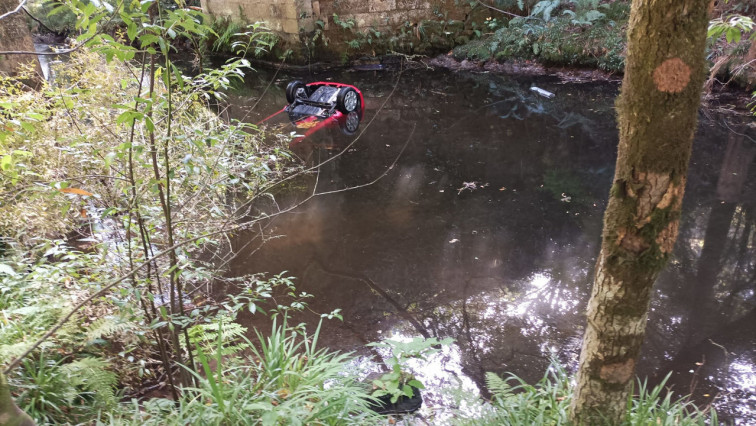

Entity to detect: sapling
[367,336,454,404]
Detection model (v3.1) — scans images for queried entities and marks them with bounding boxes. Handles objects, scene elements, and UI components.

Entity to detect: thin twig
[0,0,27,20]
[0,0,123,55]
[473,0,535,20]
[22,6,54,34]
[2,123,412,374]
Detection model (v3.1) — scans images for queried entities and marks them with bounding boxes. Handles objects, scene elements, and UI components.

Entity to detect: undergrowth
[105,317,381,425]
[454,1,629,72]
[450,363,718,425]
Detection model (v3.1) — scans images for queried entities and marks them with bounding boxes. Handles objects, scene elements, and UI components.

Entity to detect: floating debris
[531,86,555,98]
[458,181,478,194]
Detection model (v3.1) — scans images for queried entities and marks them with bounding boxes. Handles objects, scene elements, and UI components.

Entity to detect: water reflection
[224,69,755,422]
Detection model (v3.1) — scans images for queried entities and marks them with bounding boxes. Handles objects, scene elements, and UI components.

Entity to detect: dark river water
[220,65,755,423]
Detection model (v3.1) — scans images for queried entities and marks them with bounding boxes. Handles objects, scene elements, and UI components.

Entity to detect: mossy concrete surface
[201,0,488,63]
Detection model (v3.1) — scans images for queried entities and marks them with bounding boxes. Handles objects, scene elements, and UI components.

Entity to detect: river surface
[221,65,756,423]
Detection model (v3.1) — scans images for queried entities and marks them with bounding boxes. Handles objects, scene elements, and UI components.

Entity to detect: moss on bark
[570,1,712,425]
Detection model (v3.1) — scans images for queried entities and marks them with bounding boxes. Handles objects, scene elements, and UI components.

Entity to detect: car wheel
[286,81,307,104]
[336,87,359,113]
[341,111,361,135]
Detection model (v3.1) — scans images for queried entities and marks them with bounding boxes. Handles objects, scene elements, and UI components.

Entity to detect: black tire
[286,81,307,104]
[340,111,361,135]
[336,87,359,113]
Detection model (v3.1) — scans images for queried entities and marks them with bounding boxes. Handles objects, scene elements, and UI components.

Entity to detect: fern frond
[187,318,249,358]
[0,341,34,364]
[86,316,137,342]
[485,372,512,399]
[61,357,118,407]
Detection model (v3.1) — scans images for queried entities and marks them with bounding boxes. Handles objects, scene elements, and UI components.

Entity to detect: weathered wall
[201,0,483,60]
[200,0,303,40]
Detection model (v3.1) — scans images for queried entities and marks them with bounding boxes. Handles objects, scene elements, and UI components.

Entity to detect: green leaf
[0,263,18,277]
[407,379,424,389]
[144,115,155,133]
[401,384,414,397]
[20,122,35,133]
[1,155,12,170]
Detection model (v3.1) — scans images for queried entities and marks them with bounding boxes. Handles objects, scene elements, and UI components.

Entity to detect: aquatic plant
[367,336,453,405]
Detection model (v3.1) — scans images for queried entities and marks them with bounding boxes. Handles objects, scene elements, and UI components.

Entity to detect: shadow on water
[219,66,755,422]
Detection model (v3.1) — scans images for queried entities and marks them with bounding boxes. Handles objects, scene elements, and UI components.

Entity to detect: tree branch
[22,6,55,34]
[0,0,27,21]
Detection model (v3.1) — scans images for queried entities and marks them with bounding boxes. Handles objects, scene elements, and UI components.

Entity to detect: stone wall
[200,0,484,60]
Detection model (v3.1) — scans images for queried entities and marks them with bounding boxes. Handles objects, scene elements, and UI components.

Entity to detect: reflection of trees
[642,119,756,423]
[225,69,754,420]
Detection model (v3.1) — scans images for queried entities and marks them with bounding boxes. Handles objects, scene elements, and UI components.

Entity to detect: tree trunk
[0,0,42,86]
[569,1,711,424]
[0,372,36,426]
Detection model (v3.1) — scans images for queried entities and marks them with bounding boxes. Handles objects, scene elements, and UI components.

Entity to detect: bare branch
[0,0,123,55]
[0,0,27,21]
[472,0,527,20]
[22,6,54,33]
[1,122,413,375]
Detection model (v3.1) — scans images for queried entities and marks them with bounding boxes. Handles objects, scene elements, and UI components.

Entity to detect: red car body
[260,81,364,148]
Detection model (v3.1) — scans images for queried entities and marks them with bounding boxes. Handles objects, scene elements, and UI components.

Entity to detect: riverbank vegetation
[0,0,741,424]
[453,0,630,73]
[454,0,756,90]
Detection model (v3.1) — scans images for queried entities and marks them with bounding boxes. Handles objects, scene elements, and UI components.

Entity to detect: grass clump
[106,317,381,425]
[450,362,718,425]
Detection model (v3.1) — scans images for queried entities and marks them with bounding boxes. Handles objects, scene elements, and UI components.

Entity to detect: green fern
[212,18,245,52]
[187,317,249,359]
[86,316,138,343]
[0,341,35,364]
[61,357,118,407]
[485,371,512,400]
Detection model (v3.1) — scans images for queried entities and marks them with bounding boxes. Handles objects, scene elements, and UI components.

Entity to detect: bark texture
[0,372,36,426]
[569,1,711,424]
[0,0,42,83]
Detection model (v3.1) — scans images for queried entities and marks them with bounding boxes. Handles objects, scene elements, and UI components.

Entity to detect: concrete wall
[201,0,483,60]
[201,0,302,40]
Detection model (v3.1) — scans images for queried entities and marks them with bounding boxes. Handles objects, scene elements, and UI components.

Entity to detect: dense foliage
[454,0,630,72]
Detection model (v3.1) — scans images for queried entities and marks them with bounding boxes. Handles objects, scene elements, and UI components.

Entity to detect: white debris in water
[531,86,555,98]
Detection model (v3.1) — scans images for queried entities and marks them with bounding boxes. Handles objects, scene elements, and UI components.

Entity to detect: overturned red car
[261,80,364,147]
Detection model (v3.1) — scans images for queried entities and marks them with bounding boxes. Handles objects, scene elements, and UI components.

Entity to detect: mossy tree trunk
[0,372,35,426]
[0,0,42,85]
[569,1,711,424]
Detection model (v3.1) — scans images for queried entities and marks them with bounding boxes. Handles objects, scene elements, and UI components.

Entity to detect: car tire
[336,87,359,113]
[340,111,361,135]
[286,81,307,104]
